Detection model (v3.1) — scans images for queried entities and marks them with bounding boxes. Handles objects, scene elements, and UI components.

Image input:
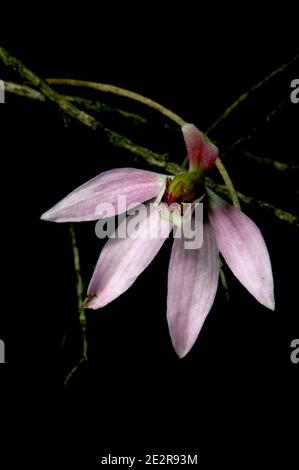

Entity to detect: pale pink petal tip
[40,168,165,222]
[208,190,275,311]
[182,123,218,172]
[167,221,219,358]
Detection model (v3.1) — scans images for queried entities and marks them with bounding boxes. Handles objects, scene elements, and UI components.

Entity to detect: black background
[0,8,298,467]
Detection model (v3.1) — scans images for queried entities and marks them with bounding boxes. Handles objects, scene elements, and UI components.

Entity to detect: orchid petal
[167,221,219,358]
[84,203,172,309]
[41,168,165,222]
[208,190,275,310]
[182,123,218,172]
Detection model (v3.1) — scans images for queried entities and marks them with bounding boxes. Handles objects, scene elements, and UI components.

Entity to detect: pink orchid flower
[41,124,274,358]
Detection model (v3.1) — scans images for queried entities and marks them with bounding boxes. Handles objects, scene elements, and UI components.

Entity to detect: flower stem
[8,81,296,175]
[64,224,88,386]
[47,78,187,126]
[4,80,297,224]
[46,77,240,208]
[0,45,239,207]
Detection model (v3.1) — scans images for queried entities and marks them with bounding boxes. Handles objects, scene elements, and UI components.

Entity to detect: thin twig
[206,179,299,226]
[8,81,297,175]
[237,193,298,226]
[0,49,180,172]
[213,158,240,208]
[64,357,86,386]
[4,69,239,206]
[219,262,230,302]
[0,47,104,131]
[5,81,46,101]
[69,224,87,359]
[4,78,296,224]
[225,147,299,173]
[225,94,291,152]
[45,77,240,207]
[10,82,293,176]
[4,81,148,125]
[3,82,175,172]
[0,45,239,206]
[64,224,88,386]
[206,53,299,133]
[47,78,186,126]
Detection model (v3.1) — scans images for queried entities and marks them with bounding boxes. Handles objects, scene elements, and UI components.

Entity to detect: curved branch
[4,81,148,125]
[206,53,299,134]
[4,79,297,224]
[47,78,186,126]
[46,77,240,207]
[206,179,299,226]
[0,45,241,207]
[4,83,178,173]
[213,158,240,209]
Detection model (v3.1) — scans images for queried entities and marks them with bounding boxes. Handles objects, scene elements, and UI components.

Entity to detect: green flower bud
[163,170,205,205]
